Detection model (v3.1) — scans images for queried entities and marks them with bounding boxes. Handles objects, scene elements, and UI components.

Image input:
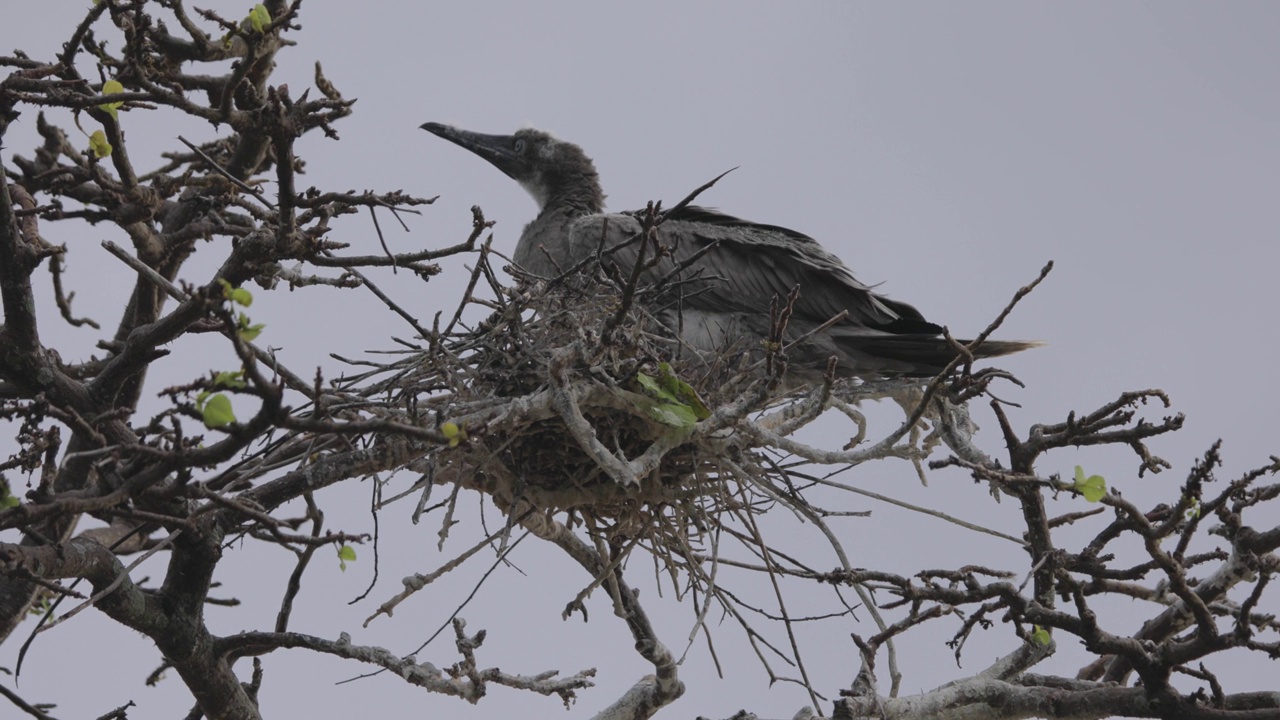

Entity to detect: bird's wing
[568,207,941,335]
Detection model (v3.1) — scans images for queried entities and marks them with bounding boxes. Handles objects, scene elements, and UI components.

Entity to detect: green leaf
[248,4,272,33]
[201,393,236,428]
[99,79,124,119]
[440,421,466,447]
[88,129,112,158]
[0,480,19,509]
[1031,625,1051,646]
[1073,465,1107,503]
[636,368,704,428]
[337,544,356,571]
[655,362,710,420]
[237,313,264,342]
[646,400,699,429]
[28,597,51,616]
[635,372,676,402]
[213,370,246,389]
[216,279,254,307]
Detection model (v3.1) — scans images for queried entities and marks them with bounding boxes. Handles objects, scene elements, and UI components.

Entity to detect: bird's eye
[513,138,526,154]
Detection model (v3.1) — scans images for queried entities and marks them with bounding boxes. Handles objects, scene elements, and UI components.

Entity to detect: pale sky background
[1,2,1278,719]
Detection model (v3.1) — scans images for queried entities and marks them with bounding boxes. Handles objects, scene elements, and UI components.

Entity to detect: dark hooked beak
[420,122,523,180]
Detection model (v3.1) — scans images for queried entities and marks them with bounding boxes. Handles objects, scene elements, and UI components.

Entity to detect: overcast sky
[2,2,1278,718]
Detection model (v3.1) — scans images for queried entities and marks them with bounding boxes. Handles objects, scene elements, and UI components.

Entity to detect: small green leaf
[216,279,254,307]
[0,480,20,509]
[237,313,264,342]
[201,393,236,428]
[636,368,704,428]
[646,400,699,429]
[655,362,710,420]
[635,372,672,401]
[29,597,50,616]
[1080,475,1106,502]
[213,370,246,389]
[1073,465,1107,503]
[337,544,356,571]
[247,4,271,33]
[99,79,124,119]
[1031,625,1051,646]
[440,421,466,447]
[88,129,112,158]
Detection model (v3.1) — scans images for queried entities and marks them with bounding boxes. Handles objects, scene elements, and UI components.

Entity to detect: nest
[339,251,798,545]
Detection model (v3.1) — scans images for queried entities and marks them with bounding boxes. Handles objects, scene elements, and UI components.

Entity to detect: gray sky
[2,2,1278,718]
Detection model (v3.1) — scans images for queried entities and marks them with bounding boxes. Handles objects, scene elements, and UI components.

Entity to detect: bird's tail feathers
[848,336,1043,375]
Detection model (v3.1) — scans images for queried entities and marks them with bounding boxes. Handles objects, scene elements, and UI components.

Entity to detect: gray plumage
[421,123,1037,379]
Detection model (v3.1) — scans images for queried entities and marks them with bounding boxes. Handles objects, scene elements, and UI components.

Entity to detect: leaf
[237,313,264,342]
[88,129,112,158]
[1073,465,1107,503]
[247,4,272,33]
[201,393,236,428]
[99,79,124,119]
[655,362,710,420]
[216,278,253,306]
[221,281,254,307]
[646,400,699,429]
[0,480,19,509]
[213,370,246,389]
[28,597,51,617]
[635,372,676,403]
[337,544,356,571]
[440,421,466,447]
[636,368,704,428]
[1031,626,1051,647]
[1080,475,1106,503]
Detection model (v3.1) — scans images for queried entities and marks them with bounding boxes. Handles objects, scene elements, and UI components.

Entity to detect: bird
[421,122,1038,380]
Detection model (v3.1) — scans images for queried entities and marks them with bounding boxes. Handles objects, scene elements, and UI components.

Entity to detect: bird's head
[421,123,604,214]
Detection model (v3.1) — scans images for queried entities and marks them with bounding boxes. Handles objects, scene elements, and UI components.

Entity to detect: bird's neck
[541,177,605,217]
[513,175,604,277]
[514,203,584,276]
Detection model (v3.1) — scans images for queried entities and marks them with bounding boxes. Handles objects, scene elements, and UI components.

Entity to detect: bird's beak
[420,122,522,179]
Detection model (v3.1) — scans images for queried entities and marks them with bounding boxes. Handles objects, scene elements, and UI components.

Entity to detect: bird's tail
[847,336,1044,376]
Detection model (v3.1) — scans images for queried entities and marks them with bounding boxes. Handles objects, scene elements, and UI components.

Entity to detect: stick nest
[342,252,792,541]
